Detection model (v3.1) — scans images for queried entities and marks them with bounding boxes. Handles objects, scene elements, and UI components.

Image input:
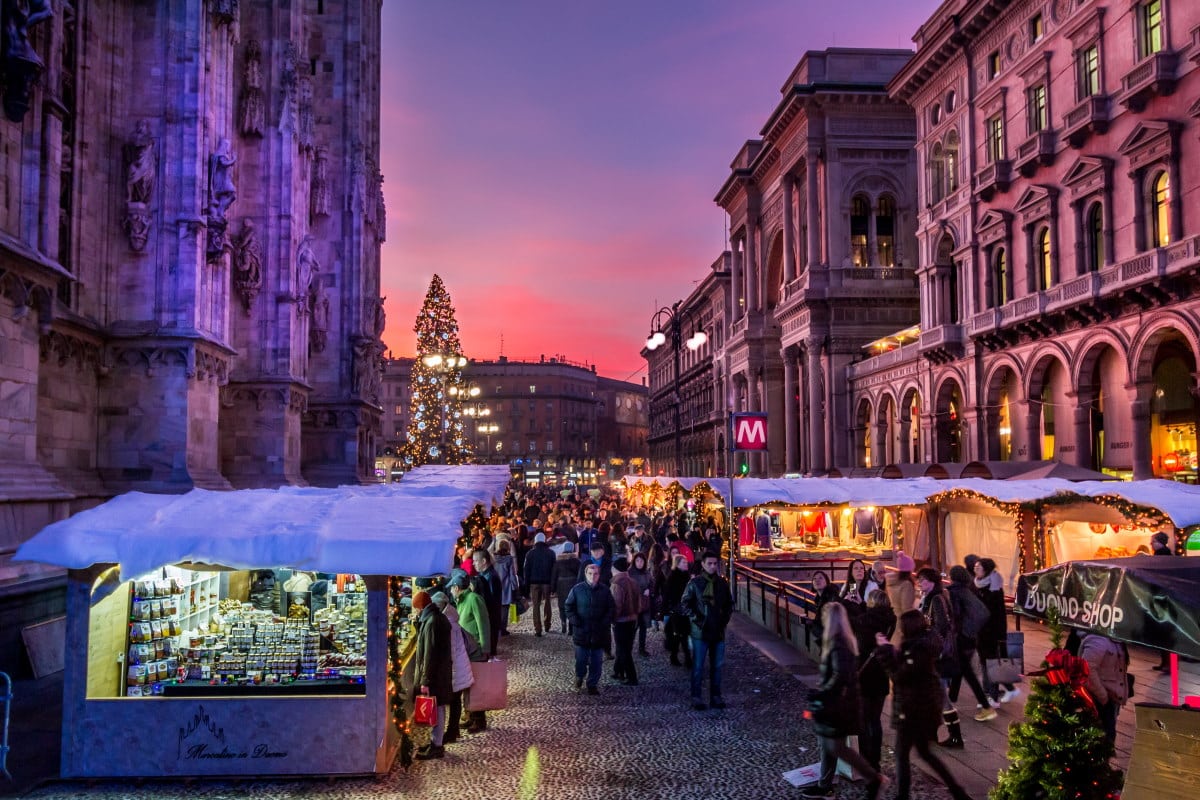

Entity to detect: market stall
[14,465,511,779]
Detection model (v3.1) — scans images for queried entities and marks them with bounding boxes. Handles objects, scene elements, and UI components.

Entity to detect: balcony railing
[968,308,1000,335]
[1015,130,1057,177]
[1062,95,1110,148]
[1119,52,1178,111]
[974,159,1012,200]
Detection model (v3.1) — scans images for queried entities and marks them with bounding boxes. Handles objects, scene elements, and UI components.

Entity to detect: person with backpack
[945,565,997,722]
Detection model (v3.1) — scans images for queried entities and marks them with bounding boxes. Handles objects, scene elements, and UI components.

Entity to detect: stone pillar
[873,421,888,468]
[783,175,797,282]
[1168,152,1183,243]
[806,152,821,267]
[1072,402,1093,469]
[867,203,878,268]
[747,219,761,313]
[806,337,826,473]
[1130,397,1153,480]
[731,238,743,321]
[783,350,798,473]
[1023,400,1043,461]
[898,413,912,463]
[1129,169,1146,252]
[1072,200,1085,275]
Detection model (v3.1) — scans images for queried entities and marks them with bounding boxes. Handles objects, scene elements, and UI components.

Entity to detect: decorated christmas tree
[401,275,473,467]
[990,611,1123,800]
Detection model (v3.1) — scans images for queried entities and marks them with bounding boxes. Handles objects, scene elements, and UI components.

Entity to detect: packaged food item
[127,685,143,697]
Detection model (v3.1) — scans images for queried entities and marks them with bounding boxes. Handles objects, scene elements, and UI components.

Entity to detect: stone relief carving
[372,296,386,339]
[231,219,262,312]
[297,76,314,152]
[311,147,331,217]
[375,172,387,242]
[122,119,156,252]
[351,337,379,400]
[0,0,53,122]
[310,289,330,353]
[351,141,366,214]
[207,138,237,260]
[239,40,265,138]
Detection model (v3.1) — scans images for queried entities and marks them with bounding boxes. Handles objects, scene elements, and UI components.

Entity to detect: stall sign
[177,705,290,762]
[732,413,769,451]
[1016,558,1200,659]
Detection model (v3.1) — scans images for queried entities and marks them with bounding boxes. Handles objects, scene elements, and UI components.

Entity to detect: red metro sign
[732,413,769,451]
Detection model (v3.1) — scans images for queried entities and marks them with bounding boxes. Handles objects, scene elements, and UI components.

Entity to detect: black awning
[1015,555,1200,659]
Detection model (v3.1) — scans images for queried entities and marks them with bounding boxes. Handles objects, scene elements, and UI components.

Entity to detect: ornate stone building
[0,0,384,668]
[849,0,1200,480]
[711,48,919,476]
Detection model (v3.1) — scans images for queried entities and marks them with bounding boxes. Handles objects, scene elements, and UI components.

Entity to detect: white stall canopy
[15,465,512,578]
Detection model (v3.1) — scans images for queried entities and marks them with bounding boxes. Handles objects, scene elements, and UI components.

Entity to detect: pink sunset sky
[379,0,940,382]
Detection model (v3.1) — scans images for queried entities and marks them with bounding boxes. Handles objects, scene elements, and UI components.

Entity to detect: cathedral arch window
[1036,226,1053,290]
[850,194,869,267]
[1149,171,1171,248]
[1086,202,1105,272]
[929,144,945,204]
[876,195,896,267]
[991,247,1010,307]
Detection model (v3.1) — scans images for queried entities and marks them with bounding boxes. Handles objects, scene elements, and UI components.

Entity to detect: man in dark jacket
[523,532,557,636]
[578,540,612,586]
[917,567,968,748]
[551,542,582,634]
[411,591,453,759]
[472,548,503,657]
[681,551,733,710]
[564,563,614,695]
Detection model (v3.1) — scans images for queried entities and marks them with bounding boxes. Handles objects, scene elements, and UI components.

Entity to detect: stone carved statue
[1,0,53,122]
[278,41,298,134]
[231,219,262,311]
[374,172,387,242]
[311,147,331,217]
[122,120,156,252]
[373,297,386,339]
[296,237,319,313]
[210,0,239,27]
[352,338,375,397]
[239,40,265,138]
[297,76,314,152]
[207,138,237,260]
[310,289,330,353]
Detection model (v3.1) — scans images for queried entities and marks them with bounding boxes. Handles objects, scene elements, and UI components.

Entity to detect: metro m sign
[732,412,769,451]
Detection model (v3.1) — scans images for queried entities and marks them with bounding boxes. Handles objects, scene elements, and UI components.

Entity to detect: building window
[1078,45,1101,98]
[945,90,956,112]
[529,441,537,452]
[394,403,404,415]
[546,440,554,452]
[1139,0,1164,59]
[1086,202,1105,272]
[988,51,1001,79]
[876,195,896,267]
[945,131,959,193]
[930,103,941,125]
[992,247,1010,307]
[1030,13,1044,43]
[929,145,945,204]
[985,114,1005,163]
[850,194,869,266]
[1151,171,1171,247]
[529,384,536,393]
[1027,84,1047,133]
[1036,227,1052,290]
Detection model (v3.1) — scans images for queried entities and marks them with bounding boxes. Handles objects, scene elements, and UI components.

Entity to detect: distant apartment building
[379,355,647,485]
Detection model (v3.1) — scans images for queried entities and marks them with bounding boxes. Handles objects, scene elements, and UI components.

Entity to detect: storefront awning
[14,465,512,579]
[625,475,1200,526]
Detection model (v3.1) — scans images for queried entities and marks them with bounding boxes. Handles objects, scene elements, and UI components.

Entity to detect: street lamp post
[478,422,499,462]
[646,301,707,477]
[422,353,469,464]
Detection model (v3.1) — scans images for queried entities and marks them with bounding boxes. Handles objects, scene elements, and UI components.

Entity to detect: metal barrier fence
[732,561,816,642]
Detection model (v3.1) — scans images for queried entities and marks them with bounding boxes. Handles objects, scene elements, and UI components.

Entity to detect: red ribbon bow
[1029,648,1096,714]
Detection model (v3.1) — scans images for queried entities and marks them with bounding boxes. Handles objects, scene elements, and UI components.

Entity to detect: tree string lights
[401,275,473,467]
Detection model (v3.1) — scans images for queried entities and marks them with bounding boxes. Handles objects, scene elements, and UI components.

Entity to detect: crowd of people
[404,484,734,759]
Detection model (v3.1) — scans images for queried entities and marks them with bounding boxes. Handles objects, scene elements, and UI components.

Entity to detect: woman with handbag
[873,610,971,800]
[801,602,887,799]
[974,557,1020,704]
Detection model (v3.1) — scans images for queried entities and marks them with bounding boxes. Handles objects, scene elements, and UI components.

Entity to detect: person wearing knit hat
[895,551,916,573]
[552,540,583,635]
[411,587,452,759]
[609,555,640,685]
[524,529,557,636]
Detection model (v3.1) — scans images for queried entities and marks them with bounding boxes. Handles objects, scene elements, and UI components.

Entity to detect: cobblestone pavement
[24,613,964,800]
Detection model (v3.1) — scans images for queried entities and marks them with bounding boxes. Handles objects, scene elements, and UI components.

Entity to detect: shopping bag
[514,594,530,617]
[837,734,862,780]
[466,658,507,711]
[413,691,437,726]
[509,602,519,625]
[986,657,1023,684]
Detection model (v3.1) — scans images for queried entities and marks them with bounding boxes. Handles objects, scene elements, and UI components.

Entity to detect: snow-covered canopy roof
[623,476,1200,527]
[14,465,513,579]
